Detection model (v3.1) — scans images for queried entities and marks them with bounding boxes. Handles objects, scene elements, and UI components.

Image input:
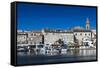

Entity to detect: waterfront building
[73,18,92,45]
[17,31,28,45]
[91,29,96,46]
[17,18,96,53]
[42,29,74,47]
[74,30,92,45]
[27,31,43,45]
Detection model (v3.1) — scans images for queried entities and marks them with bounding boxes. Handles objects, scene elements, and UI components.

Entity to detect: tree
[57,39,64,45]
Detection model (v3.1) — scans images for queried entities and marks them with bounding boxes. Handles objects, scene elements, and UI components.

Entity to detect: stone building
[17,31,28,45]
[86,18,90,30]
[27,31,43,45]
[17,18,96,47]
[74,30,92,45]
[73,18,92,45]
[91,29,96,46]
[42,29,74,46]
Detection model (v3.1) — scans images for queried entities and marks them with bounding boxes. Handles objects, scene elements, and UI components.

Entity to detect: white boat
[82,40,95,48]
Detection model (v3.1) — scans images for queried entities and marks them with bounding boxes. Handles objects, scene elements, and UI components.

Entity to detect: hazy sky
[17,3,97,31]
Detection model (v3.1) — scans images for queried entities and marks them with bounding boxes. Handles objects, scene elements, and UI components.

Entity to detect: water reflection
[17,49,96,65]
[17,49,96,57]
[67,49,96,56]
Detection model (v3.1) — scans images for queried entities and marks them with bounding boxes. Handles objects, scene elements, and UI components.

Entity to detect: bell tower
[86,18,90,30]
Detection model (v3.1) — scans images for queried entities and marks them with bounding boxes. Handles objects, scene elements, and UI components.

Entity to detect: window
[87,26,88,29]
[80,33,82,35]
[75,33,77,36]
[40,42,42,44]
[34,33,36,36]
[24,37,26,39]
[85,34,87,36]
[31,33,33,36]
[46,44,49,45]
[30,42,32,44]
[89,33,90,36]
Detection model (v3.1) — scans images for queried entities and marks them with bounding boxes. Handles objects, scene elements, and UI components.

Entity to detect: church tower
[86,18,90,30]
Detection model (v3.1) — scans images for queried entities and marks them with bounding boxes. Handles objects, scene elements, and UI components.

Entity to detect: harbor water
[17,48,96,65]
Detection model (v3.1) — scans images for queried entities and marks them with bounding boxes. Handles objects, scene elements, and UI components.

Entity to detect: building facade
[27,31,43,45]
[74,30,92,45]
[42,29,74,47]
[17,18,96,47]
[17,32,28,45]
